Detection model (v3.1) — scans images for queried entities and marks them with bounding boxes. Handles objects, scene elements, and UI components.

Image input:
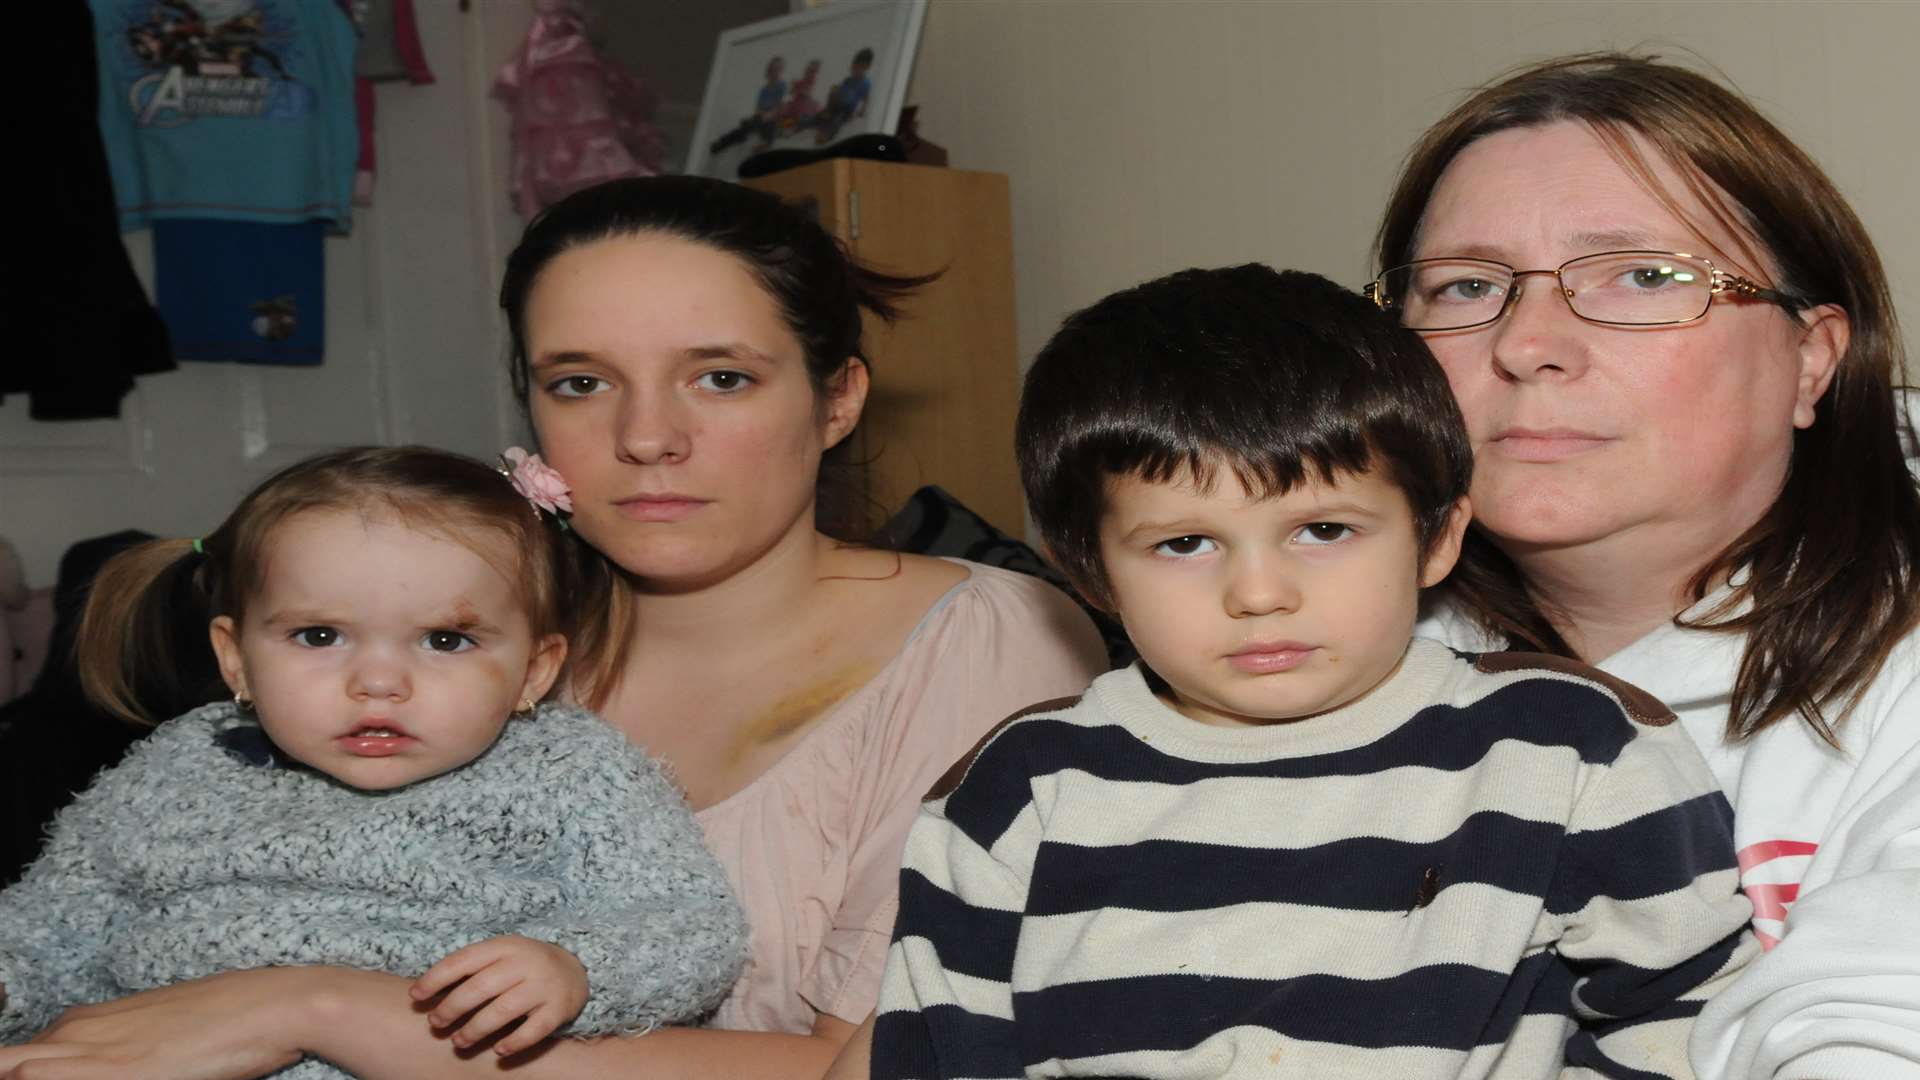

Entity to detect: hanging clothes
[152,219,327,365]
[495,0,666,219]
[91,1,359,367]
[11,1,173,420]
[354,0,432,85]
[90,0,361,232]
[352,0,434,203]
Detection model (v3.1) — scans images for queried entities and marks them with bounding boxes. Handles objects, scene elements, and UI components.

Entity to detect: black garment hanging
[9,2,173,420]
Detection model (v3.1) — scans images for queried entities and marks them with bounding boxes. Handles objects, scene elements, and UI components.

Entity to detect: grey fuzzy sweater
[0,702,748,1077]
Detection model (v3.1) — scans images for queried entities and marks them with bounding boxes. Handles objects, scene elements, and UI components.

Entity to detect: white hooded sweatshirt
[1418,399,1920,1079]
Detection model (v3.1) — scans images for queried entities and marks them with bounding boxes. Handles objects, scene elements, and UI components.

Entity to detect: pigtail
[75,538,222,725]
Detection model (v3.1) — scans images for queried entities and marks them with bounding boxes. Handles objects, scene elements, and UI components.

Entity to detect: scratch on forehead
[437,601,493,633]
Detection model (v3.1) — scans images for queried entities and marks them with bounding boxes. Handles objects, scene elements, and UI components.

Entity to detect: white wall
[903,0,1920,374]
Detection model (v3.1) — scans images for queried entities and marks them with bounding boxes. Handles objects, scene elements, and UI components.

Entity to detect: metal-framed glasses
[1363,250,1801,332]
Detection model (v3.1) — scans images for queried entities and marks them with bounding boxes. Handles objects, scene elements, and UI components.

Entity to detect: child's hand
[410,935,588,1056]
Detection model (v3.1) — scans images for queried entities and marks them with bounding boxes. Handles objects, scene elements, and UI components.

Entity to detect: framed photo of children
[685,0,927,179]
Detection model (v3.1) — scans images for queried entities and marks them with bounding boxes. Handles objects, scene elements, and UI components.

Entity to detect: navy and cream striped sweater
[873,639,1757,1079]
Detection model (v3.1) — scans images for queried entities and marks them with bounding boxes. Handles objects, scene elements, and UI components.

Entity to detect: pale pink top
[695,561,1108,1033]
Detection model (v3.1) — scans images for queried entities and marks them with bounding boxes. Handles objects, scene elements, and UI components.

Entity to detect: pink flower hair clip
[500,447,573,527]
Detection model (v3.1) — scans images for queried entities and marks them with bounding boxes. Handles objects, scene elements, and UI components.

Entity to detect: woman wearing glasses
[1372,53,1920,1078]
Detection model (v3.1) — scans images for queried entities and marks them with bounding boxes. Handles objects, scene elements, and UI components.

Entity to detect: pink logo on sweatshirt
[1737,839,1819,950]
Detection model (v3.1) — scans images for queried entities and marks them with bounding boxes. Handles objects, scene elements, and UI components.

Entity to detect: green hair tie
[191,538,205,555]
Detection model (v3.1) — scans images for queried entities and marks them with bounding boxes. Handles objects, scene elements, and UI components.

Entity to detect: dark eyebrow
[258,609,340,629]
[529,349,593,371]
[686,342,775,365]
[1120,519,1205,545]
[530,343,776,371]
[1302,500,1388,520]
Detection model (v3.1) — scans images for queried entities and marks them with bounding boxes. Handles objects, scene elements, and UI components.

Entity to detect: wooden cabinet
[745,160,1025,535]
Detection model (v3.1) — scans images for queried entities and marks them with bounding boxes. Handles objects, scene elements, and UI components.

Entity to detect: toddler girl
[0,445,747,1075]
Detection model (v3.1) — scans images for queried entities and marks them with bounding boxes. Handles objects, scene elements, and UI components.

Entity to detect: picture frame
[685,0,928,179]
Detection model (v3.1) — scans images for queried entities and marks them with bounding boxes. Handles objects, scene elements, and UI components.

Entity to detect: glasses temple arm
[1714,270,1806,309]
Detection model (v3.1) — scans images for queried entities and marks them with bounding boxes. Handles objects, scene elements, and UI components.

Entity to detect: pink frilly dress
[494,0,667,218]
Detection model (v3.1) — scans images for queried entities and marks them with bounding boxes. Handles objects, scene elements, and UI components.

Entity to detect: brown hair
[1375,51,1920,744]
[76,445,600,725]
[499,176,935,706]
[1018,265,1471,609]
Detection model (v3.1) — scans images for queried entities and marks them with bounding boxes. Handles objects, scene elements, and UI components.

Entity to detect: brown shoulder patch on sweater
[923,694,1084,802]
[1473,651,1676,727]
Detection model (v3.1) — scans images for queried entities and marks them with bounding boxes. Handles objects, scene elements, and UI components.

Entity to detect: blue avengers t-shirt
[92,0,359,231]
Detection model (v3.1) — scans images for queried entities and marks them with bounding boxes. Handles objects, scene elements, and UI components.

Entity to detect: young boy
[870,266,1756,1079]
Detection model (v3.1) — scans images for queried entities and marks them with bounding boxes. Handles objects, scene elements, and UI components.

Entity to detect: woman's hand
[0,969,313,1080]
[0,965,858,1080]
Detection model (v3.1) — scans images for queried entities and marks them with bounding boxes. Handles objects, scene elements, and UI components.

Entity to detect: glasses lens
[1560,252,1713,325]
[1379,260,1513,331]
